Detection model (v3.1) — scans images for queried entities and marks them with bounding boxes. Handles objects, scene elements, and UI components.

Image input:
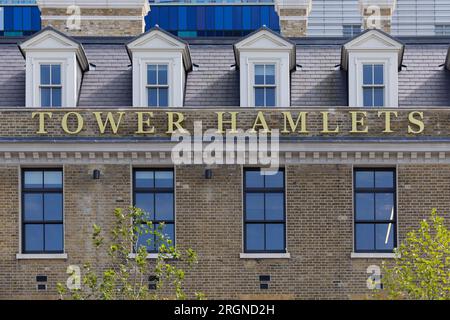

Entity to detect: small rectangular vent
[36,275,47,282]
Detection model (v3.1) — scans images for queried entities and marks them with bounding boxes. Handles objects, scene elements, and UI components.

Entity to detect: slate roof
[0,35,449,108]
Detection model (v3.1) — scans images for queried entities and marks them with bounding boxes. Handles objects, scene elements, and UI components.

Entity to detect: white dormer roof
[233,27,296,71]
[126,27,192,72]
[341,29,404,71]
[19,26,89,72]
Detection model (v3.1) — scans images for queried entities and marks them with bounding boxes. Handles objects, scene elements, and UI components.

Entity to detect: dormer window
[126,27,192,108]
[40,64,62,107]
[233,27,296,108]
[341,29,404,108]
[19,27,89,108]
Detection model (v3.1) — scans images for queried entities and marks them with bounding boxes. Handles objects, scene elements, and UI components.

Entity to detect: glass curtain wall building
[0,1,40,36]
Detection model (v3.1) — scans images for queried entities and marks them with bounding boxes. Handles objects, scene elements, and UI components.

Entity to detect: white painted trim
[351,252,397,259]
[240,253,291,259]
[16,253,68,260]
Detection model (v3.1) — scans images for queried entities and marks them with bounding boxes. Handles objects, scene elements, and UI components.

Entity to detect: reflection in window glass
[362,64,385,107]
[147,64,169,107]
[254,64,276,107]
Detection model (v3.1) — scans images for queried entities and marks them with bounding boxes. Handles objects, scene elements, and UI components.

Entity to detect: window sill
[16,253,68,260]
[128,253,174,260]
[240,253,291,259]
[351,253,398,259]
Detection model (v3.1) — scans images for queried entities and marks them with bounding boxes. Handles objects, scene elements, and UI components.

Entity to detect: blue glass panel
[255,88,265,107]
[24,171,43,189]
[266,224,284,251]
[265,87,275,107]
[0,8,4,31]
[265,171,284,188]
[375,171,394,188]
[31,7,41,31]
[45,224,63,252]
[363,65,373,85]
[135,193,154,220]
[13,7,22,31]
[155,193,174,221]
[40,65,50,85]
[148,88,158,107]
[159,88,168,107]
[51,65,61,85]
[374,88,384,107]
[147,65,157,85]
[265,65,275,84]
[44,171,62,189]
[355,193,374,220]
[159,7,169,30]
[187,7,197,30]
[206,6,214,31]
[269,6,279,31]
[231,6,241,31]
[215,6,223,30]
[52,88,62,107]
[179,6,187,30]
[41,88,51,107]
[135,171,154,188]
[376,223,394,251]
[243,7,251,30]
[155,171,173,188]
[355,224,375,252]
[147,6,157,29]
[265,193,284,221]
[245,170,264,188]
[4,7,13,31]
[158,65,168,85]
[246,193,264,220]
[25,224,44,252]
[158,223,174,246]
[23,7,31,31]
[24,193,43,221]
[374,64,384,85]
[136,224,154,252]
[376,193,394,221]
[251,6,260,29]
[254,65,265,85]
[168,6,178,31]
[355,171,374,188]
[44,193,63,221]
[197,6,205,31]
[261,6,270,27]
[246,224,264,251]
[363,88,372,107]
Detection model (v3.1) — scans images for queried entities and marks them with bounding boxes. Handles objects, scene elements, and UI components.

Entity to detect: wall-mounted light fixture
[204,168,213,180]
[93,169,101,180]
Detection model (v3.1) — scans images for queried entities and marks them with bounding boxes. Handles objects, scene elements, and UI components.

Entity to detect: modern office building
[0,0,450,300]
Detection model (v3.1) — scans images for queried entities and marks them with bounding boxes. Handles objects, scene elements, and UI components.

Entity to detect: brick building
[0,0,450,300]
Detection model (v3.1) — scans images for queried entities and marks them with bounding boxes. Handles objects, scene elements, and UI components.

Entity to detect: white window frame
[145,62,171,108]
[39,62,63,108]
[250,61,279,108]
[359,61,386,108]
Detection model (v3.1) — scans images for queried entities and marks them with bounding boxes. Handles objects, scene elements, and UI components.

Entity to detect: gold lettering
[408,111,424,134]
[281,112,308,134]
[61,112,84,135]
[321,112,339,133]
[93,112,125,134]
[32,112,52,134]
[350,111,368,133]
[166,112,187,133]
[216,112,238,134]
[250,111,271,133]
[377,111,398,133]
[135,112,155,134]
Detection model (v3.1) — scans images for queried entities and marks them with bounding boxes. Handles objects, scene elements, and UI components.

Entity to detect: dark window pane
[265,170,284,188]
[363,64,372,85]
[375,171,394,188]
[255,64,265,85]
[355,224,375,252]
[373,64,384,85]
[158,65,168,85]
[136,224,154,252]
[246,224,264,251]
[245,170,264,188]
[246,193,264,220]
[155,171,173,188]
[44,224,63,252]
[24,193,43,221]
[147,65,157,85]
[266,223,284,251]
[355,171,374,188]
[135,193,154,220]
[375,193,394,221]
[41,88,51,107]
[355,193,374,220]
[265,64,275,85]
[155,193,174,221]
[52,88,62,107]
[148,88,158,107]
[51,65,61,85]
[376,223,394,251]
[24,171,43,189]
[373,88,384,107]
[44,193,63,221]
[40,65,50,85]
[265,87,275,107]
[24,224,44,252]
[265,193,284,221]
[135,171,154,188]
[255,88,265,107]
[158,223,174,247]
[159,88,169,107]
[44,171,62,189]
[363,87,372,107]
